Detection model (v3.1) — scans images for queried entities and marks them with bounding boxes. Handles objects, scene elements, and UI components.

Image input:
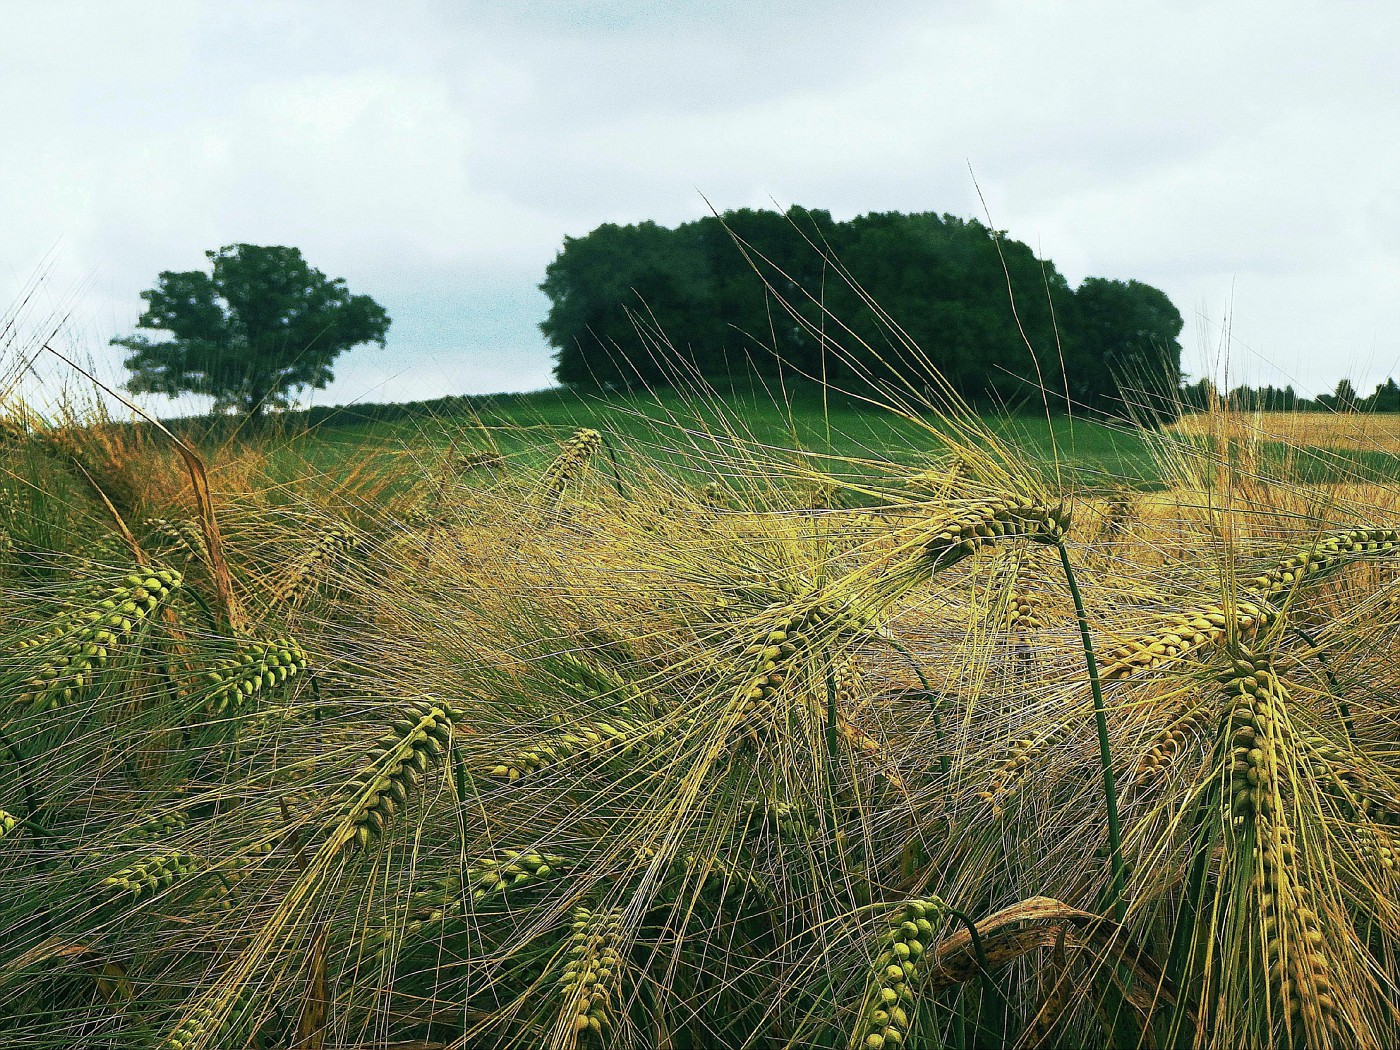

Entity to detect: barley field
[1173,409,1400,455]
[3,381,1400,1049]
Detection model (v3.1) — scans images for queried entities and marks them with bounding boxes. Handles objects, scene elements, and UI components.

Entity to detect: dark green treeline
[539,208,1184,417]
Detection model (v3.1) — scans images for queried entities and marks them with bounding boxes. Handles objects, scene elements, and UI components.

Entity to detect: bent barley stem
[1056,538,1125,922]
[946,905,1011,1029]
[1291,623,1358,747]
[879,635,950,776]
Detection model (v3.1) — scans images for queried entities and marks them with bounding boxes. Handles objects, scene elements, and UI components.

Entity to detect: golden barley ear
[538,428,604,504]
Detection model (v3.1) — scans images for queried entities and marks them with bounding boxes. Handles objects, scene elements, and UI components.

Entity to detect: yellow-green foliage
[7,380,1400,1050]
[15,568,182,709]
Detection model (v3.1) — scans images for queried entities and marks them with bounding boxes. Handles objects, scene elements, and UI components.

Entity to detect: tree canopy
[114,244,390,417]
[540,208,1184,417]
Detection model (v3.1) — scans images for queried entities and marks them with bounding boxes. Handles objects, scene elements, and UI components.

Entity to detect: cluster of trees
[1182,378,1400,413]
[540,208,1186,417]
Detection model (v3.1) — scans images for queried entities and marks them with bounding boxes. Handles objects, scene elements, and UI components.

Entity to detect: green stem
[821,663,852,887]
[0,725,41,821]
[1057,539,1126,923]
[599,434,629,499]
[1290,624,1357,747]
[881,636,951,775]
[947,905,1012,1032]
[1162,780,1218,1048]
[179,585,220,633]
[824,663,839,770]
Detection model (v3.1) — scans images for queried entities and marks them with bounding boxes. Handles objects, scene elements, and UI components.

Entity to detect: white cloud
[1,0,1397,411]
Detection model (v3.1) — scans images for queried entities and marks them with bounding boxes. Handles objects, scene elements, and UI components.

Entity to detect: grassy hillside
[259,386,1165,493]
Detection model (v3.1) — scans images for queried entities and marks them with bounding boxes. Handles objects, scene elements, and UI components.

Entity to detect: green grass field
[264,386,1165,495]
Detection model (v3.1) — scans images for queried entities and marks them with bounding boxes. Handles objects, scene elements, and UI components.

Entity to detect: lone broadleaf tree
[113,244,390,417]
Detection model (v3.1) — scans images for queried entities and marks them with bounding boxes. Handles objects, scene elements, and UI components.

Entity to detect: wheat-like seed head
[1135,698,1215,784]
[335,698,455,852]
[915,499,1071,575]
[15,568,183,710]
[1102,600,1272,681]
[159,1005,219,1050]
[455,449,506,474]
[1003,585,1045,632]
[364,848,573,955]
[1355,824,1396,872]
[540,428,603,499]
[558,904,624,1043]
[201,637,308,714]
[979,725,1073,817]
[269,522,358,603]
[142,517,209,565]
[1248,528,1400,600]
[1217,650,1339,1033]
[852,897,945,1050]
[484,715,664,781]
[119,810,189,843]
[100,849,199,903]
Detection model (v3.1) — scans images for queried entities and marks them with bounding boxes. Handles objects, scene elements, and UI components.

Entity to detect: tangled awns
[3,391,1400,1050]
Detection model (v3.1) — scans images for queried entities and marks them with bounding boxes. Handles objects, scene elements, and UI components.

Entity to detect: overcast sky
[3,0,1398,412]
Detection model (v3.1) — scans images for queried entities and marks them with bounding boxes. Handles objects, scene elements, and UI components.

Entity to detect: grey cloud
[2,0,1399,412]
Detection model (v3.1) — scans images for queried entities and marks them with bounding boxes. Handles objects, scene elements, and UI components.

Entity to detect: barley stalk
[728,589,880,731]
[118,810,188,843]
[742,798,810,838]
[978,724,1074,816]
[1102,600,1272,681]
[914,499,1071,575]
[160,1005,220,1050]
[142,516,209,565]
[269,522,357,604]
[365,848,573,955]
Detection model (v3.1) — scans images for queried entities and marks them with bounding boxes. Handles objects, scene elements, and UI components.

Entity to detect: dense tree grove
[540,208,1185,416]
